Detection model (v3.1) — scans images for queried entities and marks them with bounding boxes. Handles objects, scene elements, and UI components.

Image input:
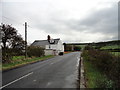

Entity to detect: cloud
[1,0,119,43]
[67,3,118,33]
[32,2,118,42]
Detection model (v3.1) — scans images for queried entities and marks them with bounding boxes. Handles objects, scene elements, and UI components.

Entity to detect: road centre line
[1,72,33,89]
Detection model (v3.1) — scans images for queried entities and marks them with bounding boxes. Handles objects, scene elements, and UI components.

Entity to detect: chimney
[47,35,50,42]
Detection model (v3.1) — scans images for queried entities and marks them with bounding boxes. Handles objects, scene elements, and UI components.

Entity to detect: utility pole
[25,22,27,58]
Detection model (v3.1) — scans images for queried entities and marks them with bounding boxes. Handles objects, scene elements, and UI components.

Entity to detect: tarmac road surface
[2,52,80,88]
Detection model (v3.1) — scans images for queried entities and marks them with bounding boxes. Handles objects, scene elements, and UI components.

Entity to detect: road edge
[80,56,86,88]
[2,56,55,72]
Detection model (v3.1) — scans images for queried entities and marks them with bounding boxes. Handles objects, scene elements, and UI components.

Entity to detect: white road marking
[0,72,33,89]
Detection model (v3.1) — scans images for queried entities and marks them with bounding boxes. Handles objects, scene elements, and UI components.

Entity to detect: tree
[65,45,72,51]
[1,24,17,49]
[74,46,81,51]
[11,35,25,55]
[1,24,25,63]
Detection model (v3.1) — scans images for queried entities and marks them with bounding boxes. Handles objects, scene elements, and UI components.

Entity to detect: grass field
[100,45,120,50]
[2,55,54,71]
[78,45,86,50]
[99,45,120,56]
[110,52,120,56]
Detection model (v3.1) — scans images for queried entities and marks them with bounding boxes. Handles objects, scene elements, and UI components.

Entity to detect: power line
[2,16,24,25]
[2,16,35,29]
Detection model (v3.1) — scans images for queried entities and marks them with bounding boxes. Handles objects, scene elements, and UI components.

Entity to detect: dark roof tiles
[31,39,60,46]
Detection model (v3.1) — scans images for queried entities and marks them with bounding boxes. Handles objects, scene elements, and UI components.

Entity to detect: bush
[65,45,72,51]
[11,48,24,56]
[84,45,94,50]
[2,48,13,63]
[74,46,81,51]
[96,77,114,88]
[27,46,45,57]
[82,48,120,88]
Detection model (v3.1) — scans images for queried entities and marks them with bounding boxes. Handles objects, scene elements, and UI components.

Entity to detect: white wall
[45,40,64,54]
[44,49,54,55]
[46,45,57,49]
[44,49,59,55]
[57,40,64,52]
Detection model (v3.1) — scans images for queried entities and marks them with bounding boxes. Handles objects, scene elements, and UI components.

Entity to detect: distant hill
[93,40,120,46]
[65,40,120,46]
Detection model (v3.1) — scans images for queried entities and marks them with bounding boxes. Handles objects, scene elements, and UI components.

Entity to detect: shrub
[82,47,120,88]
[27,46,45,57]
[2,48,13,63]
[84,45,94,50]
[74,46,81,51]
[13,48,25,56]
[65,45,72,51]
[96,77,114,88]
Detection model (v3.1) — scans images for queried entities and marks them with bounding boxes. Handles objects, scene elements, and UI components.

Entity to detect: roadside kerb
[80,57,86,88]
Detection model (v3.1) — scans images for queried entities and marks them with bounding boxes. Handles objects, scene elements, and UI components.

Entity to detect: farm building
[31,35,64,55]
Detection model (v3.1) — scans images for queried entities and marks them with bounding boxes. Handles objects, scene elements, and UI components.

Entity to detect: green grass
[78,45,86,50]
[110,52,120,56]
[2,55,54,70]
[100,45,120,50]
[12,56,25,61]
[84,60,112,88]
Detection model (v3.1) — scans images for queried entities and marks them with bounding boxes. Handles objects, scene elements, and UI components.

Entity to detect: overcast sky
[1,0,119,44]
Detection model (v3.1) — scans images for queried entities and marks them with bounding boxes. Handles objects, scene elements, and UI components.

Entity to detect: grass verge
[84,59,113,88]
[2,55,54,71]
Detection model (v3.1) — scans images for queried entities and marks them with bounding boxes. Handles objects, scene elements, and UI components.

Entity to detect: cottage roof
[31,38,60,46]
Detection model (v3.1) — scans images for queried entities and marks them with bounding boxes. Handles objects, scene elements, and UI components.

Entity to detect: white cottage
[31,37,64,55]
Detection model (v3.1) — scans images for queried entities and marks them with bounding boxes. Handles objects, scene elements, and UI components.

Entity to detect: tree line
[63,43,81,51]
[1,24,44,63]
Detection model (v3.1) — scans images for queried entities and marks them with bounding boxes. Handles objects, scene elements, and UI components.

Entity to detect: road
[2,52,80,88]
